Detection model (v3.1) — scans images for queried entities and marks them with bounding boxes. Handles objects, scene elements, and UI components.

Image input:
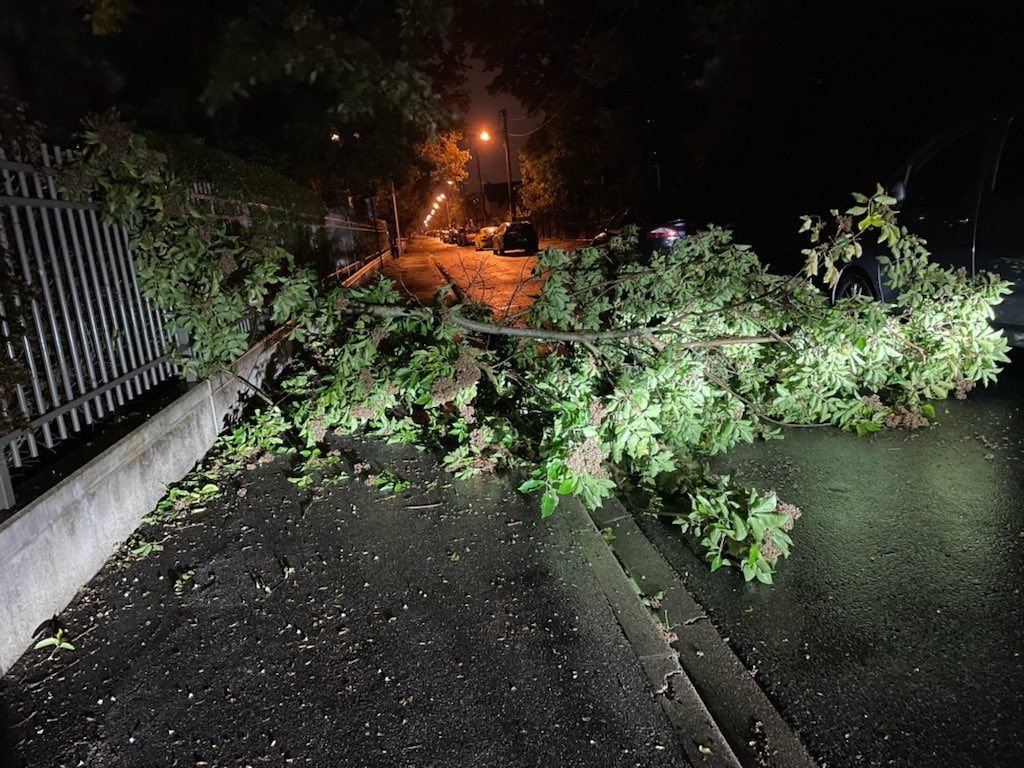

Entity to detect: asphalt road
[633,352,1024,767]
[383,236,578,318]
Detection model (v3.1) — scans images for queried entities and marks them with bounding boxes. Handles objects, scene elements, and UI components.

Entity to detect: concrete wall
[0,257,384,674]
[0,329,289,674]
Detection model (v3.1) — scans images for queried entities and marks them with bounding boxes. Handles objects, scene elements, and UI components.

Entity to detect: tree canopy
[2,0,468,198]
[458,0,1024,255]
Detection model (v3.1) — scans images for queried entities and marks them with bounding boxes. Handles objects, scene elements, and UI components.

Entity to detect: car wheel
[835,270,877,301]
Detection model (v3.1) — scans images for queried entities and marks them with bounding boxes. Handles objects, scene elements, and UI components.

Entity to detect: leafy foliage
[5,0,466,197]
[419,130,471,185]
[62,114,321,377]
[259,192,1008,582]
[82,123,1006,586]
[0,96,43,434]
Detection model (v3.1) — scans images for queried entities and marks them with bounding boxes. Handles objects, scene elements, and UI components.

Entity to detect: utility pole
[500,108,515,220]
[389,179,402,258]
[474,149,488,222]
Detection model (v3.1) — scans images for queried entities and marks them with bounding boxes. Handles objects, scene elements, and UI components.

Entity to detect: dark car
[591,207,687,257]
[454,225,479,246]
[834,114,1024,344]
[492,221,539,255]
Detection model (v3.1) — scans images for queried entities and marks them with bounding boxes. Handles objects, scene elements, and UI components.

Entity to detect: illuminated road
[382,235,578,319]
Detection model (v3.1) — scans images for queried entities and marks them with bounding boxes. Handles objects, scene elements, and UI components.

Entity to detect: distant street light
[437,192,451,227]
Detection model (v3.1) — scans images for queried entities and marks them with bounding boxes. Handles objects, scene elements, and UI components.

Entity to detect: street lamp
[437,193,452,228]
[498,109,515,221]
[472,131,492,223]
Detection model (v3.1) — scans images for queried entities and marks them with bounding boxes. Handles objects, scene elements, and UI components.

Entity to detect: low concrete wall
[0,329,289,674]
[0,258,384,674]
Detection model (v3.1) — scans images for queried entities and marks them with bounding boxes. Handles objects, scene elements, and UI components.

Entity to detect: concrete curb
[587,497,819,768]
[565,500,741,767]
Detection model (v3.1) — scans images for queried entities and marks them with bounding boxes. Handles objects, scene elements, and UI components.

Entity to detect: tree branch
[352,301,787,349]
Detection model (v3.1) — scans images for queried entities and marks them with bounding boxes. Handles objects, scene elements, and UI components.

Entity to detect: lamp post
[499,109,515,221]
[475,131,491,222]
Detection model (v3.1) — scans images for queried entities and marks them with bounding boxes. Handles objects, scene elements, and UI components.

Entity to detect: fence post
[174,329,198,383]
[0,460,14,510]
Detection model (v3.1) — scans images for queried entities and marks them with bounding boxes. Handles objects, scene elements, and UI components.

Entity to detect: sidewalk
[1,436,689,767]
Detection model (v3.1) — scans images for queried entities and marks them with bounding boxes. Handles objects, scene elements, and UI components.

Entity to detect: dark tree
[1,0,469,199]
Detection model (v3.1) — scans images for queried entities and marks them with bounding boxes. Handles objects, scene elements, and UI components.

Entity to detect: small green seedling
[33,617,75,655]
[373,468,410,494]
[173,569,195,595]
[34,628,75,653]
[131,540,164,559]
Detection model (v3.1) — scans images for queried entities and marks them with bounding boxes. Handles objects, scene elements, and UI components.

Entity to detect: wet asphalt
[1,436,686,768]
[634,351,1024,767]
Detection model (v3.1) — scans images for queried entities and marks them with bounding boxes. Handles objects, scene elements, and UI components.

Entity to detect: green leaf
[518,479,544,494]
[731,512,747,541]
[921,404,936,420]
[540,492,558,518]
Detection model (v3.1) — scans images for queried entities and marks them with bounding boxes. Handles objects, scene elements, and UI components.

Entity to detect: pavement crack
[654,669,686,700]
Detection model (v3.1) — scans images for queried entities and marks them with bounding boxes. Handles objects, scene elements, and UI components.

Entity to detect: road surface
[382,235,580,318]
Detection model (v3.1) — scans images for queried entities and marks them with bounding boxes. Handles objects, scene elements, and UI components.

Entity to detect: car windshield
[606,209,634,229]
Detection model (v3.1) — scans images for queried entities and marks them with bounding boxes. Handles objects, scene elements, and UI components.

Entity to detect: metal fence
[0,144,176,509]
[0,150,394,511]
[323,212,392,280]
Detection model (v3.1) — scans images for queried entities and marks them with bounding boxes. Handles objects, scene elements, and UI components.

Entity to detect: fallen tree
[270,189,1009,582]
[56,119,1010,582]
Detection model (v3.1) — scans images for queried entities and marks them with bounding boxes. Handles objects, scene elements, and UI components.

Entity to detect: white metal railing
[0,156,393,510]
[0,144,176,509]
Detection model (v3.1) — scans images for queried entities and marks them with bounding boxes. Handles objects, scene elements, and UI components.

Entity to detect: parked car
[591,207,688,257]
[475,225,498,250]
[492,221,539,255]
[834,114,1024,344]
[454,225,479,246]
